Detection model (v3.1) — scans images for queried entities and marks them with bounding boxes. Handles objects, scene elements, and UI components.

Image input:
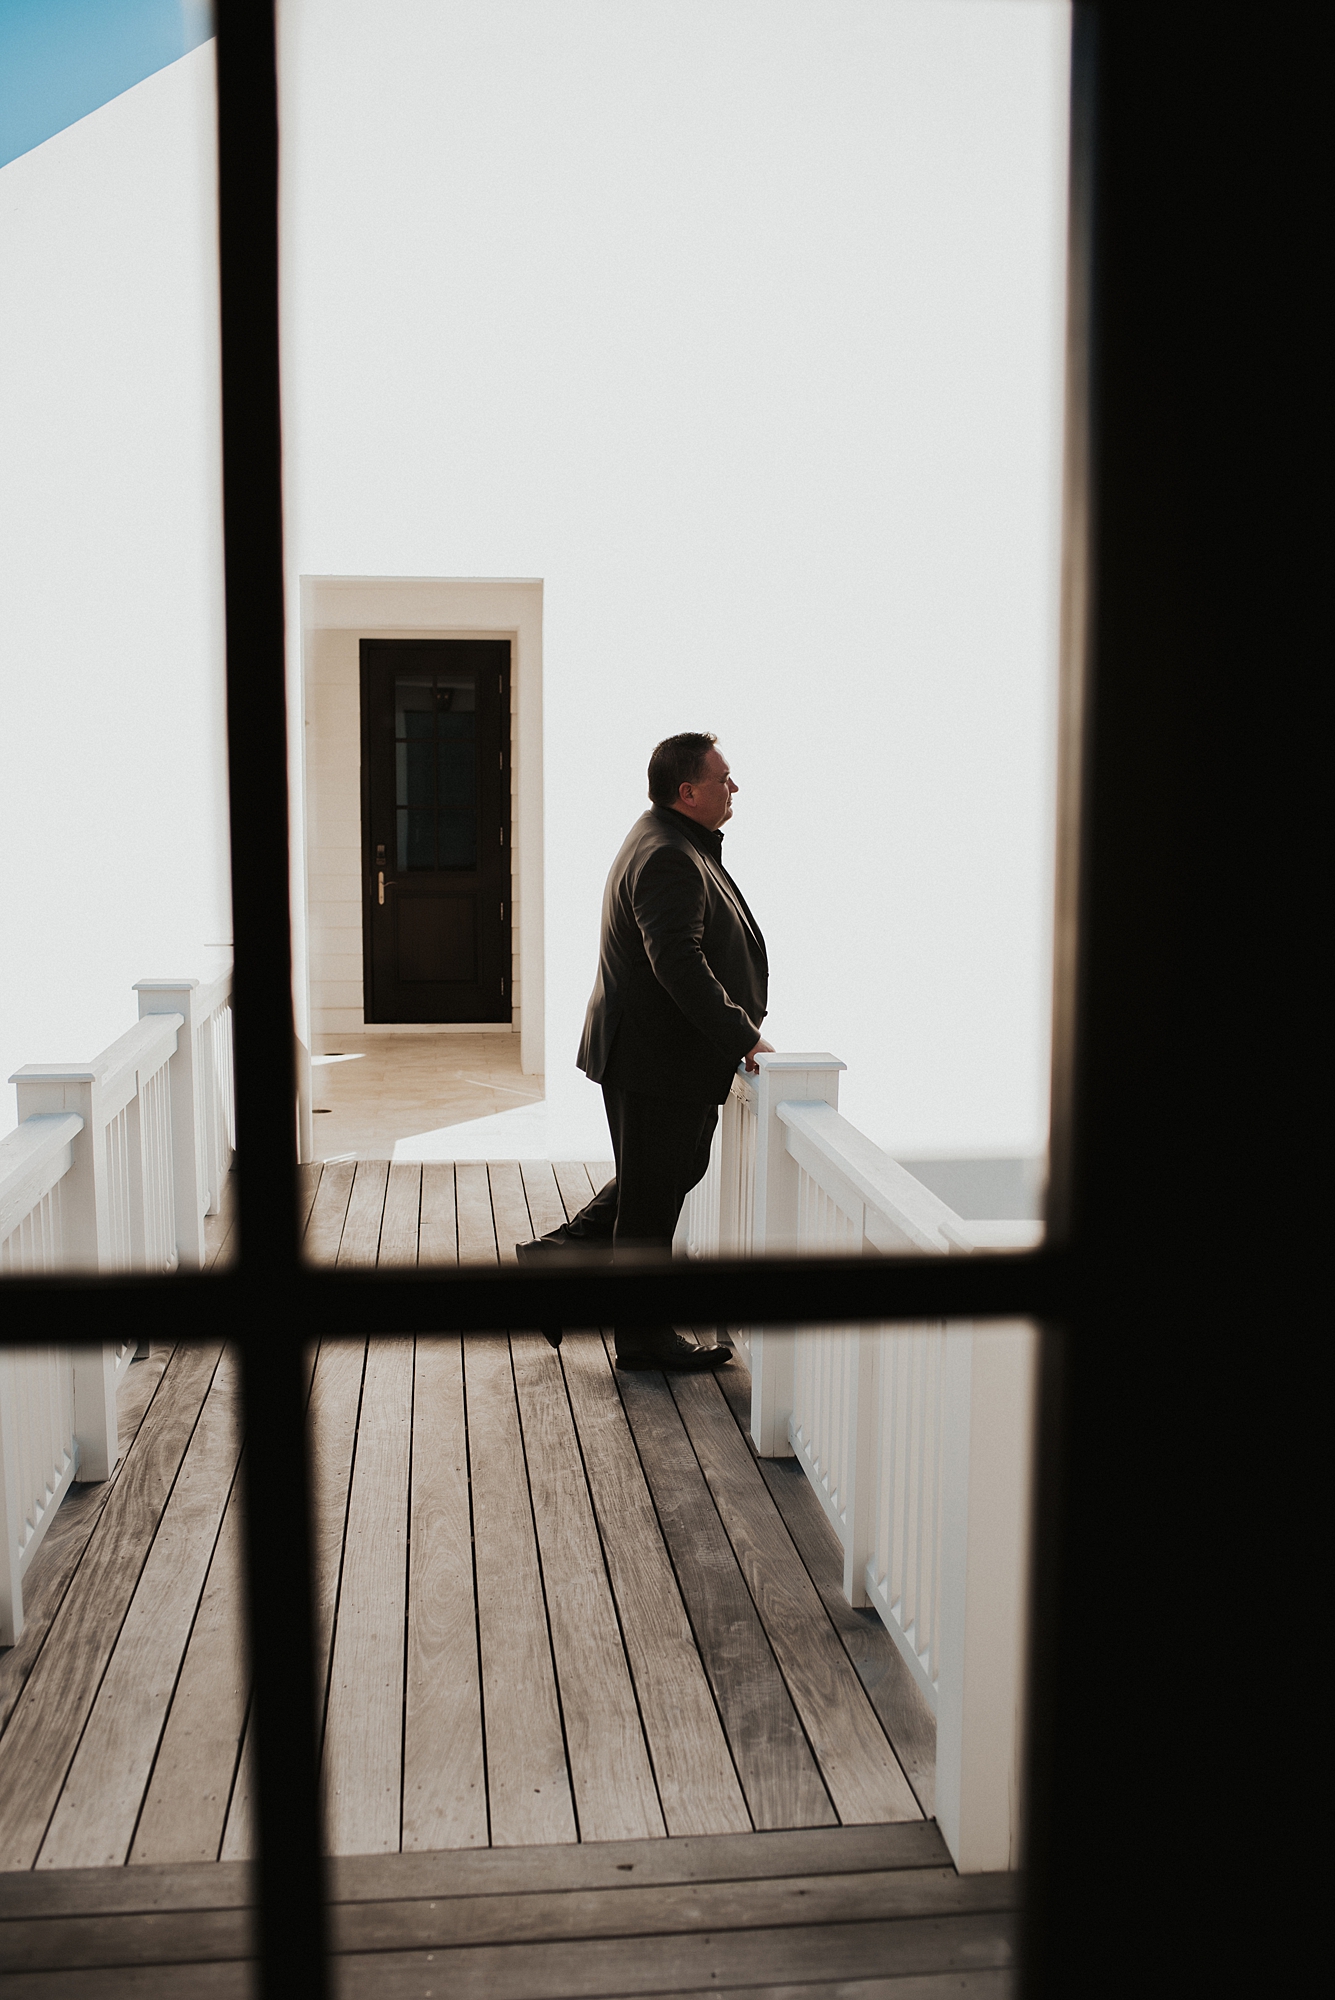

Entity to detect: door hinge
[500,902,505,921]
[499,827,504,845]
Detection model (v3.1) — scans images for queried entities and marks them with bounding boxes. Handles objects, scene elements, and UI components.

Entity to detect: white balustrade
[0,965,234,1642]
[134,974,235,1268]
[0,1345,79,1645]
[678,1047,1040,1874]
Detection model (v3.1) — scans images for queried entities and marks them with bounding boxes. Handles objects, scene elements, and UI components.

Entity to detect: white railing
[0,967,234,1644]
[679,1051,1041,1874]
[0,1346,79,1646]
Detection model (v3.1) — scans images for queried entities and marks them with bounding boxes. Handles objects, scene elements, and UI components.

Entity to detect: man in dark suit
[517,732,772,1371]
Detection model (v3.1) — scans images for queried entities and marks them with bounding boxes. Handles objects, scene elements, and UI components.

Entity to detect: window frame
[1,7,1205,1994]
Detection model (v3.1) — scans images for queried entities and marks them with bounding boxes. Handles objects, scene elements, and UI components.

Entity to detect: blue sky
[0,0,212,169]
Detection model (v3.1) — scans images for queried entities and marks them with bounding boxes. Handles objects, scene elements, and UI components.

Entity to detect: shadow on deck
[0,1165,1018,1995]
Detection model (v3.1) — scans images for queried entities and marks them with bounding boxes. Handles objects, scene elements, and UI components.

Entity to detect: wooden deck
[0,1162,1011,1994]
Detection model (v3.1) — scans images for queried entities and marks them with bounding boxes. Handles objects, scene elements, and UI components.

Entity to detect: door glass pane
[393,671,477,871]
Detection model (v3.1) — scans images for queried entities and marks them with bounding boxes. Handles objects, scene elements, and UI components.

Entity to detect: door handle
[378,870,385,906]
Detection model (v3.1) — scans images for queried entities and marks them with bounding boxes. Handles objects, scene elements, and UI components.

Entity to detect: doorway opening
[360,638,511,1024]
[295,574,545,1086]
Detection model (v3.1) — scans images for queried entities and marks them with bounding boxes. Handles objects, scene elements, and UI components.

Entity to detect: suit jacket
[577,807,769,1104]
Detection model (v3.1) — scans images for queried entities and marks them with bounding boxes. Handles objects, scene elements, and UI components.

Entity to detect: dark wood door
[360,639,511,1023]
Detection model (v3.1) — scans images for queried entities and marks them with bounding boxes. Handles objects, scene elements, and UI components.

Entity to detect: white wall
[279,0,1071,1157]
[299,576,545,1075]
[0,9,1071,1162]
[0,43,230,1140]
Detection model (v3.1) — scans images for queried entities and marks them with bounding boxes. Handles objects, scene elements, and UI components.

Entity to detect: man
[517,732,773,1371]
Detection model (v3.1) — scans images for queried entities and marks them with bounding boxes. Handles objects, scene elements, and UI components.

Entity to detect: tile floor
[309,1031,541,1161]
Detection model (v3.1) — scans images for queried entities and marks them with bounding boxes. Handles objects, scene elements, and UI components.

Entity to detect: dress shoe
[615,1330,733,1373]
[514,1233,613,1267]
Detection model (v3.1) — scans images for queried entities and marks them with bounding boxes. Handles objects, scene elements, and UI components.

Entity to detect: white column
[748,1053,845,1456]
[935,1321,1037,1873]
[135,980,208,1270]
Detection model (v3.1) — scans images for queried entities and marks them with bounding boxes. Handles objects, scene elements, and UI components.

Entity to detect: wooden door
[360,639,511,1023]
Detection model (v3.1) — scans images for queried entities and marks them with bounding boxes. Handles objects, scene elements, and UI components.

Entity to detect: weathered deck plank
[418,1163,458,1265]
[552,1161,596,1224]
[0,1347,169,1739]
[334,1909,1016,2000]
[37,1352,244,1869]
[0,1342,225,1871]
[2,1824,951,1916]
[1,1161,934,1885]
[0,1826,1013,1997]
[337,1159,390,1268]
[217,1734,253,1866]
[2,1869,1013,1967]
[455,1162,498,1263]
[670,1374,922,1828]
[0,1953,1015,1999]
[303,1158,355,1262]
[323,1338,413,1855]
[714,1349,936,1819]
[402,1336,486,1851]
[309,1340,369,1718]
[511,1334,665,1842]
[130,1464,248,1864]
[464,1336,576,1847]
[520,1161,570,1240]
[13,1824,956,1892]
[377,1162,421,1266]
[611,1350,837,1832]
[487,1161,533,1266]
[219,1336,364,1864]
[559,1336,750,1837]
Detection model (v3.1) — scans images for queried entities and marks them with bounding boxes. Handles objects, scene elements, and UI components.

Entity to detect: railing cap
[0,1111,85,1155]
[753,1052,847,1072]
[133,979,200,993]
[10,1065,98,1085]
[11,1013,184,1091]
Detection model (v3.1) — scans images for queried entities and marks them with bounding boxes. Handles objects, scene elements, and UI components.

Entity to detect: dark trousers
[565,1085,718,1333]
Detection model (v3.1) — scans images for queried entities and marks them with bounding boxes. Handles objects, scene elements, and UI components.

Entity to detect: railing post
[717,1085,744,1252]
[71,1345,120,1483]
[126,1071,150,1273]
[935,1322,1037,1872]
[0,1351,26,1645]
[135,980,208,1270]
[13,1068,123,1476]
[12,1070,106,1272]
[748,1054,845,1456]
[841,1330,880,1606]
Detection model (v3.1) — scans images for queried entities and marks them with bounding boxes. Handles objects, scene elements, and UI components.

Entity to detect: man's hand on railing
[743,1038,775,1074]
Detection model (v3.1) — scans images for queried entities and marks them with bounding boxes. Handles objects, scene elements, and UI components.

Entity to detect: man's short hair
[647,732,718,807]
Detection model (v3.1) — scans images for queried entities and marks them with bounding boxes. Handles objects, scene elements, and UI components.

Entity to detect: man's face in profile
[683,748,738,830]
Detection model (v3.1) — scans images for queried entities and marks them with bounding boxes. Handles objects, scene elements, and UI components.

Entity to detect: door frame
[296,577,544,1080]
